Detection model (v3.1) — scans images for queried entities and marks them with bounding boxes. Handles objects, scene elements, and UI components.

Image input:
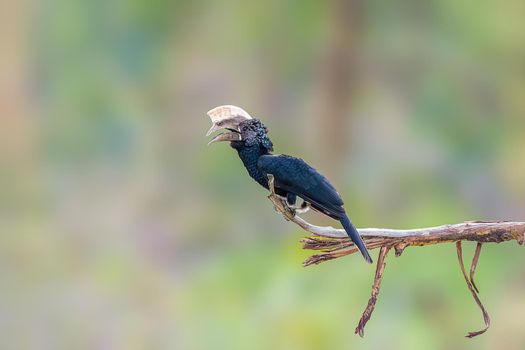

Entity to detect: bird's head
[206,105,273,152]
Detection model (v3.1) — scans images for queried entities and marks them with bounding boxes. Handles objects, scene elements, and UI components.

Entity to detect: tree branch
[301,221,525,265]
[355,246,390,337]
[265,175,525,338]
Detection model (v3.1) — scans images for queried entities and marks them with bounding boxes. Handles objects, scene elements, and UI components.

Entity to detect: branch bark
[301,221,525,266]
[265,175,525,338]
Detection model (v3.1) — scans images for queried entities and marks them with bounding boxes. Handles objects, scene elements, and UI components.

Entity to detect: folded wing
[258,154,345,218]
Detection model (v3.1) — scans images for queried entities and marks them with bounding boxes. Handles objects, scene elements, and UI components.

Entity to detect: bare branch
[265,181,524,338]
[301,221,525,265]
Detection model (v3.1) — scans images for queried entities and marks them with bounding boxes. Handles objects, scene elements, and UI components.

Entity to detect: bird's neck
[235,144,271,189]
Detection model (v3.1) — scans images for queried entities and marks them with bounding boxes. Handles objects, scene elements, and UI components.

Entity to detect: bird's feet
[281,200,296,221]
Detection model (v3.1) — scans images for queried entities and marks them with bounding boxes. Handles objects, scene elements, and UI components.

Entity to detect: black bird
[207,105,372,263]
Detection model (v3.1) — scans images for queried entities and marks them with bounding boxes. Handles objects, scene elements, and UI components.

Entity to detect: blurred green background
[1,0,525,349]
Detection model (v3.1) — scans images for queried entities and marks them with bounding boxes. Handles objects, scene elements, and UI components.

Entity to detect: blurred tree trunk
[314,0,362,180]
[0,0,34,169]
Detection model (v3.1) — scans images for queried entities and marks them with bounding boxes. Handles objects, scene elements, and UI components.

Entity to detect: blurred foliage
[1,0,524,349]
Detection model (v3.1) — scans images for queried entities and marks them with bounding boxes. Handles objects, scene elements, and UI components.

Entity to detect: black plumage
[226,118,372,263]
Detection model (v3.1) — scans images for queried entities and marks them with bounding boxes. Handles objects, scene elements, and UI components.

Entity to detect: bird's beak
[206,105,252,145]
[207,130,241,145]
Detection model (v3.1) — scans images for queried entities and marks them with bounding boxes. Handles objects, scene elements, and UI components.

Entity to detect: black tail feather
[340,214,373,264]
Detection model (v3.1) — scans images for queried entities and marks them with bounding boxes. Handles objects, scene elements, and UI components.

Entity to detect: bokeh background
[1,0,525,349]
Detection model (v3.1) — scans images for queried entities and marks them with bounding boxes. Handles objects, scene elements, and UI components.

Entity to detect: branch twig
[456,241,490,337]
[355,246,390,337]
[469,242,483,294]
[265,175,524,338]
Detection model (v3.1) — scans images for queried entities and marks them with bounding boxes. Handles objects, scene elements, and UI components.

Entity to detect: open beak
[207,129,241,145]
[206,105,252,145]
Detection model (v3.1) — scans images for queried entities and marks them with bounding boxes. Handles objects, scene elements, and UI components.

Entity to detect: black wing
[258,154,345,218]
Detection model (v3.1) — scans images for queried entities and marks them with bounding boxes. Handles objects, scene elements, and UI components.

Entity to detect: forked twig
[456,241,490,338]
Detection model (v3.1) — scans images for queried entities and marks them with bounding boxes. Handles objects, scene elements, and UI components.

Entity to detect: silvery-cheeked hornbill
[206,105,372,263]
